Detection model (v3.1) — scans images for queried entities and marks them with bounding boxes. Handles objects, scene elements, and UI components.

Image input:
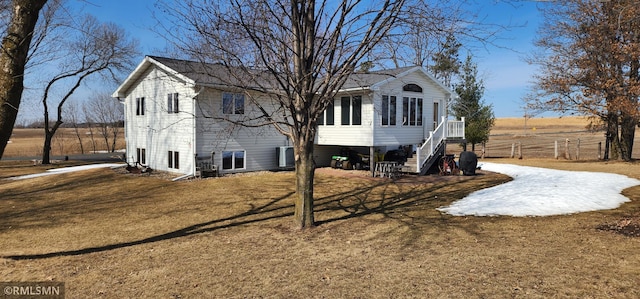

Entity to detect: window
[222,150,245,170]
[223,93,245,115]
[136,148,146,165]
[402,97,423,126]
[340,95,362,125]
[167,93,179,114]
[381,95,397,126]
[318,100,334,126]
[136,97,145,115]
[168,151,180,169]
[433,102,440,127]
[403,84,423,93]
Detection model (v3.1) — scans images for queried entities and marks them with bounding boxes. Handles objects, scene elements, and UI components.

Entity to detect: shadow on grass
[3,173,506,260]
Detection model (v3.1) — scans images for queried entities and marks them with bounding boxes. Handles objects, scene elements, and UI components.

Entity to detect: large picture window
[223,93,245,115]
[340,95,362,125]
[402,97,423,126]
[135,97,145,116]
[222,150,245,170]
[167,93,179,114]
[318,100,334,126]
[381,95,397,126]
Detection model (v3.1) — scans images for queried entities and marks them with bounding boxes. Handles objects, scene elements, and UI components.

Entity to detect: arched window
[403,84,423,92]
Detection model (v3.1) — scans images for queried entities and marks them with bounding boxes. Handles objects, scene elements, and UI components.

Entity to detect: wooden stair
[401,141,446,175]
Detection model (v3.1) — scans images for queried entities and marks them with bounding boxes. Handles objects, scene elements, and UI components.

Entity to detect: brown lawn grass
[1,118,640,298]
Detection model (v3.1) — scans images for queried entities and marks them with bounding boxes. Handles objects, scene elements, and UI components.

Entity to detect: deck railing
[447,117,465,139]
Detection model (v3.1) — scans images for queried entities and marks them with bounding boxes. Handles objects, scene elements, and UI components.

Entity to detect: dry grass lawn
[1,117,640,298]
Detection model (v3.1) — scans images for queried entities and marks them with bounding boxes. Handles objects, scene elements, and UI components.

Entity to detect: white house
[112,56,464,177]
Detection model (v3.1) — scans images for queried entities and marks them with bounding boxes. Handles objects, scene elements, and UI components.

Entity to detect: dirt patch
[597,216,640,237]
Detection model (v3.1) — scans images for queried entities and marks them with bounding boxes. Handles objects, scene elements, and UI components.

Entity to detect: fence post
[518,142,522,159]
[564,138,571,160]
[576,138,580,160]
[555,140,559,159]
[598,142,602,160]
[481,142,486,159]
[511,143,515,158]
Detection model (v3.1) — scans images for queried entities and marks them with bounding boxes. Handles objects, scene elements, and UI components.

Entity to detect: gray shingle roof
[149,56,424,91]
[341,66,418,90]
[114,56,446,98]
[148,56,274,89]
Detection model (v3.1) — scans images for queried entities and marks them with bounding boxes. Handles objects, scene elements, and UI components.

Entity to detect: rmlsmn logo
[1,282,65,299]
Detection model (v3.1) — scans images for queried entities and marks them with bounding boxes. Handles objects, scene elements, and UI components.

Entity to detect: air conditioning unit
[277,146,294,169]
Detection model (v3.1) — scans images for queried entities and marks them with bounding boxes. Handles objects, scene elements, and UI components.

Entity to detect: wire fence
[450,130,640,160]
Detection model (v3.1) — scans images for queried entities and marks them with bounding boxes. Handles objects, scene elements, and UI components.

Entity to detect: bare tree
[82,104,98,154]
[0,0,48,159]
[527,0,640,161]
[160,0,407,228]
[38,14,138,164]
[66,100,85,154]
[85,93,124,153]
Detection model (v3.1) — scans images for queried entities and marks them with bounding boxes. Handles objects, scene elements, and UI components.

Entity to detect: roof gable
[341,66,452,96]
[112,56,196,98]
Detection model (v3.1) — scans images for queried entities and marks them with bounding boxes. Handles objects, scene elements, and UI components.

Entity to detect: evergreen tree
[452,54,494,151]
[430,34,461,87]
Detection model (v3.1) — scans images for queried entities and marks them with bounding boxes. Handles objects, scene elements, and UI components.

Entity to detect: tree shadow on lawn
[3,173,507,260]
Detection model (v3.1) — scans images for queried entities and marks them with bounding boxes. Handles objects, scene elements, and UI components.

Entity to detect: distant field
[460,116,640,160]
[4,127,125,158]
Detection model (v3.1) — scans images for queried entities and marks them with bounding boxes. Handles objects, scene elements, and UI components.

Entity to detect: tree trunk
[42,130,53,164]
[42,120,61,164]
[111,130,118,152]
[0,0,48,159]
[72,126,84,154]
[607,113,621,160]
[619,114,636,161]
[293,138,315,229]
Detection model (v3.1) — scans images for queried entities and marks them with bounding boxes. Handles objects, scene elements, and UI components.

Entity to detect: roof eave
[111,56,196,98]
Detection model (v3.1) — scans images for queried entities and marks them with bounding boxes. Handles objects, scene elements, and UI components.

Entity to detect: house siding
[316,92,374,146]
[316,70,450,149]
[194,89,289,174]
[124,66,196,174]
[371,71,448,146]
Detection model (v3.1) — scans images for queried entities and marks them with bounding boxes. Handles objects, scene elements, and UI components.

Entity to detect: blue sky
[63,0,546,119]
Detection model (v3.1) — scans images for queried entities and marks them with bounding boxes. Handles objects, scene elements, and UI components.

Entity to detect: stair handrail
[416,116,447,172]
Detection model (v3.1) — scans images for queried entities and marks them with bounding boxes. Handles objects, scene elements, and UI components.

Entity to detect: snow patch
[438,162,640,217]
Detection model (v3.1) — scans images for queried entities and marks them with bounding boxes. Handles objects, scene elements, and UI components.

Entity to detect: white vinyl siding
[124,66,195,174]
[194,89,288,174]
[318,69,449,147]
[370,71,447,146]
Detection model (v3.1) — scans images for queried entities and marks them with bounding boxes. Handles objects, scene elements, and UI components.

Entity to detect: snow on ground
[6,163,125,181]
[438,162,640,217]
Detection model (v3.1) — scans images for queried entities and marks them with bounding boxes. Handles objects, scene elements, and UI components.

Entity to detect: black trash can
[459,151,478,176]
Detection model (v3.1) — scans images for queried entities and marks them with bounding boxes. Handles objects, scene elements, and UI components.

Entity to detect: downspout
[191,86,205,177]
[117,97,129,163]
[369,89,376,176]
